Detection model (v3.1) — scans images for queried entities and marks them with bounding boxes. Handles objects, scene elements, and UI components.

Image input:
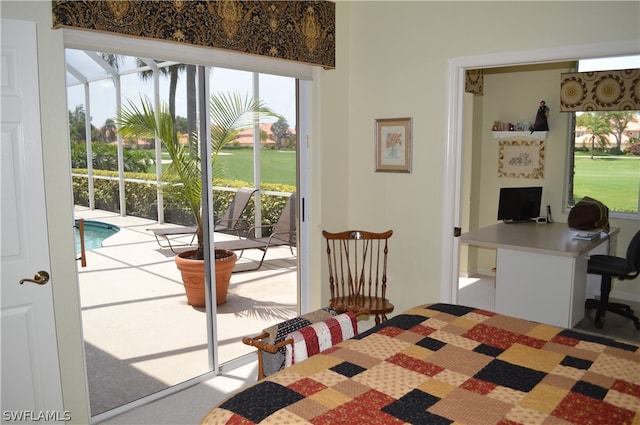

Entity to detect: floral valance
[51,0,335,69]
[560,68,640,111]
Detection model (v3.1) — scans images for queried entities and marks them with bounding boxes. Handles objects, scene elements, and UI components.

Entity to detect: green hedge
[72,169,295,229]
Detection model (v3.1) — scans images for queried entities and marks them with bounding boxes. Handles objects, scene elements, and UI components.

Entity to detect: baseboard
[459,268,495,278]
[609,289,640,305]
[472,268,495,277]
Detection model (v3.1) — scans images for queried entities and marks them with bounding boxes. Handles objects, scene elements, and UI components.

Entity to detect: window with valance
[560,68,640,112]
[563,64,640,215]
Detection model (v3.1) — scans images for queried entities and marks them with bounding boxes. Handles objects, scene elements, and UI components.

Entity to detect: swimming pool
[75,220,120,252]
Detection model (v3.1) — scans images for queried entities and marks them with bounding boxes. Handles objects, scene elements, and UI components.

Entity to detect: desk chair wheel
[585,298,640,329]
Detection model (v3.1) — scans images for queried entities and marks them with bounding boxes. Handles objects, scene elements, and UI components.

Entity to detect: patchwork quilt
[201,303,640,425]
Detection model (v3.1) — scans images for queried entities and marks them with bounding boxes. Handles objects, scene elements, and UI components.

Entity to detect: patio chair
[149,187,257,252]
[149,226,198,253]
[214,187,258,238]
[216,193,296,272]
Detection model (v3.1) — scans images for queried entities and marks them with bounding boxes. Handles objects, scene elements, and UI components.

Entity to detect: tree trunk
[169,67,178,145]
[187,65,197,151]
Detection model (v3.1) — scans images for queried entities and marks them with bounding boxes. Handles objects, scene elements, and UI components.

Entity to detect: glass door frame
[63,28,312,422]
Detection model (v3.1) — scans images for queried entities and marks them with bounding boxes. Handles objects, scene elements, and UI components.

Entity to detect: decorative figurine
[531,100,549,133]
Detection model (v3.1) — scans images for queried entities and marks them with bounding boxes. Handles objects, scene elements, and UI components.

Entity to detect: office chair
[585,230,640,329]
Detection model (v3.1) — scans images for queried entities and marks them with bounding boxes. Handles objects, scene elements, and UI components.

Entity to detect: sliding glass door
[67,46,300,420]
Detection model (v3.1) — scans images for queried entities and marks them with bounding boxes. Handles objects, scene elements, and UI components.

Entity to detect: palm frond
[210,92,280,155]
[117,91,282,254]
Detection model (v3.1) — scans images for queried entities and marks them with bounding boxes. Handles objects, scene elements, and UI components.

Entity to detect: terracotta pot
[175,249,237,306]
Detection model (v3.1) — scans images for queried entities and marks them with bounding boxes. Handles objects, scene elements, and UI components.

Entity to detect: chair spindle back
[323,229,393,323]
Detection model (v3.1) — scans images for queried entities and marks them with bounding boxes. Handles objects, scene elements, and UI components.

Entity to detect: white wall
[315,1,640,318]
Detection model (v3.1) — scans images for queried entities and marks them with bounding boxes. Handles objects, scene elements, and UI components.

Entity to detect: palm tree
[117,91,280,260]
[100,118,118,143]
[136,60,186,144]
[576,112,611,159]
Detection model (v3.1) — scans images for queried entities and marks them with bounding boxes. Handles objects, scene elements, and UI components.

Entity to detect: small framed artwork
[498,140,545,179]
[375,117,412,173]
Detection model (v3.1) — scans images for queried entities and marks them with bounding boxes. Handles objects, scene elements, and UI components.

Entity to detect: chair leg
[594,276,612,329]
[607,302,640,329]
[231,247,268,273]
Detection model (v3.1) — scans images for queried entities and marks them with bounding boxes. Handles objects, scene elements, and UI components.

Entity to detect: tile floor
[74,207,297,418]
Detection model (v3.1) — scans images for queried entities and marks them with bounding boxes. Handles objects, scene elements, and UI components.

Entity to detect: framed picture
[375,117,412,173]
[498,140,545,179]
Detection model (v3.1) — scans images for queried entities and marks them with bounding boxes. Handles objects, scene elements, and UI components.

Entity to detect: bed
[201,303,640,424]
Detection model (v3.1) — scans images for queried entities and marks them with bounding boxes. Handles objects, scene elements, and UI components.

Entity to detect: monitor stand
[502,218,535,224]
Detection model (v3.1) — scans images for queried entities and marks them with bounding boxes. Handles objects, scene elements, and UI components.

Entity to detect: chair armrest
[214,218,252,236]
[215,217,251,227]
[244,223,276,239]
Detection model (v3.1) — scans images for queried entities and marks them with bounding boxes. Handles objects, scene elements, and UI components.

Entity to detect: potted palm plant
[118,92,278,306]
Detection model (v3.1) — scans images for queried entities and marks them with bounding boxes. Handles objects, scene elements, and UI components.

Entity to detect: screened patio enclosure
[66,48,296,224]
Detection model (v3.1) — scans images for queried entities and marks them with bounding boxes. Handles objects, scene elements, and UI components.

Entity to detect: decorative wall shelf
[492,131,548,140]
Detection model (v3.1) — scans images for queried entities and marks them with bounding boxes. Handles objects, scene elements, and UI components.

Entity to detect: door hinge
[453,227,461,237]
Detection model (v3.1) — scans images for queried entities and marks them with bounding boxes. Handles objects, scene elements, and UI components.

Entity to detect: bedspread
[201,303,640,425]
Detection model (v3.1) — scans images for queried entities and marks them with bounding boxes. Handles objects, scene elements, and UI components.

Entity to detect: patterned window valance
[560,68,640,111]
[465,69,483,96]
[51,0,335,69]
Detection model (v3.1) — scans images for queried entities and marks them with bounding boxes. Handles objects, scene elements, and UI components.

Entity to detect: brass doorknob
[19,271,50,285]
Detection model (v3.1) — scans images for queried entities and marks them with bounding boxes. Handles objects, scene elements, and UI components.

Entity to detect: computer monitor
[497,186,543,223]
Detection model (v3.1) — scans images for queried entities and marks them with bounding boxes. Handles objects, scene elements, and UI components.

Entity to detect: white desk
[460,222,618,328]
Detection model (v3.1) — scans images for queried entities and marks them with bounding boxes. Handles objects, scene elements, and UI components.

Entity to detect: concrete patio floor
[74,206,297,416]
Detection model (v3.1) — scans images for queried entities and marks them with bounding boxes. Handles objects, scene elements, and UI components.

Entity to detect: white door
[1,18,65,420]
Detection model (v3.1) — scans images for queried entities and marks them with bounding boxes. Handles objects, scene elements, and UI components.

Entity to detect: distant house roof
[234,123,295,146]
[104,122,297,147]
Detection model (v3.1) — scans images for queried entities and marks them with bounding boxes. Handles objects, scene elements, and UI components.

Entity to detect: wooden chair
[322,229,394,324]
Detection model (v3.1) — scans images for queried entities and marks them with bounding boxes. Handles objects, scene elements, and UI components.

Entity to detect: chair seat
[330,296,394,316]
[588,255,634,277]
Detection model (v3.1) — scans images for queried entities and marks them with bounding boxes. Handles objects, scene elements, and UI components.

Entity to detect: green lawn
[158,148,296,186]
[573,153,640,213]
[154,149,640,212]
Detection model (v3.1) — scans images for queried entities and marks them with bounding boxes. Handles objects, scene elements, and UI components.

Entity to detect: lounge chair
[213,187,258,237]
[216,193,296,272]
[149,187,257,252]
[149,226,198,253]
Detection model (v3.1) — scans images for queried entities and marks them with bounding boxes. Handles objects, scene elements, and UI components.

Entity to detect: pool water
[75,220,120,252]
